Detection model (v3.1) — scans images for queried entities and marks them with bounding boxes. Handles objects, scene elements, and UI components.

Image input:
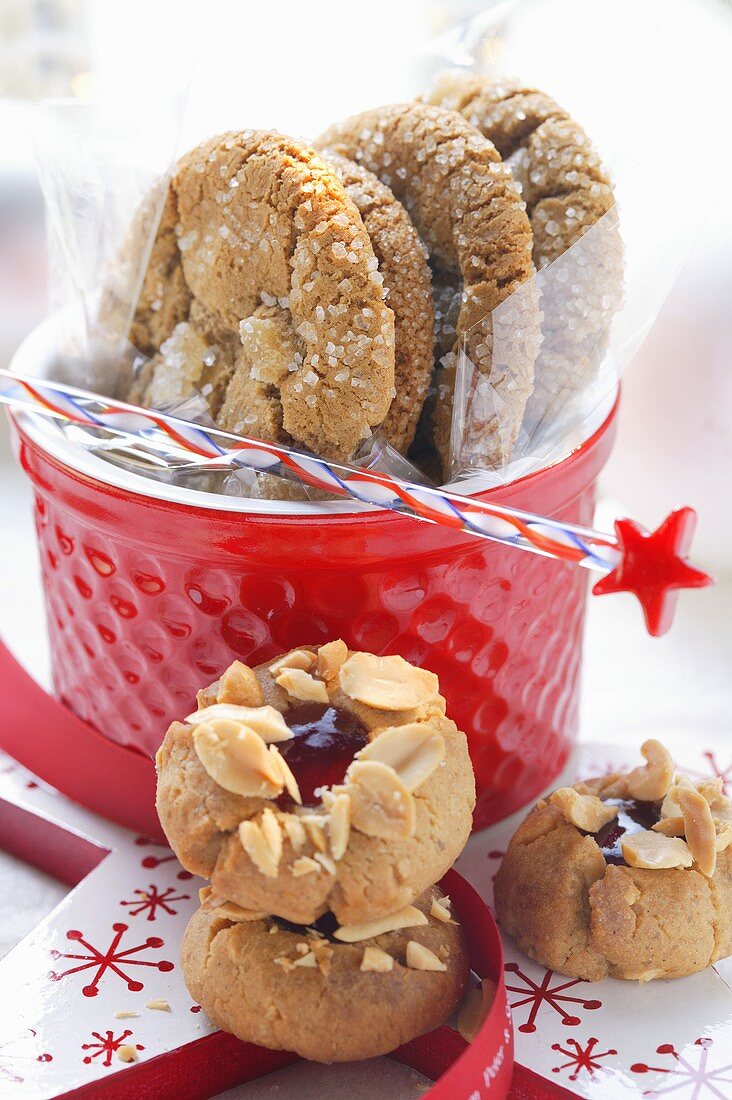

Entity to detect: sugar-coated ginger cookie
[127,131,396,461]
[181,883,469,1062]
[319,151,434,454]
[494,740,732,981]
[317,103,540,472]
[425,72,623,431]
[156,642,476,927]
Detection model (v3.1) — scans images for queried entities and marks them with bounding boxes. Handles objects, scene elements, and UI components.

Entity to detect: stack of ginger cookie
[495,739,732,982]
[119,71,621,481]
[156,640,480,1062]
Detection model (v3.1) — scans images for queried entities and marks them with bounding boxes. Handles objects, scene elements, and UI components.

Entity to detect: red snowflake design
[552,1036,617,1081]
[82,1029,144,1068]
[134,836,192,880]
[679,752,731,795]
[120,884,190,921]
[50,922,174,997]
[632,1037,732,1098]
[0,1030,52,1085]
[505,963,602,1034]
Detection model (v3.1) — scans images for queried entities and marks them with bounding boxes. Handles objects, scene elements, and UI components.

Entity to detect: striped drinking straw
[0,368,712,636]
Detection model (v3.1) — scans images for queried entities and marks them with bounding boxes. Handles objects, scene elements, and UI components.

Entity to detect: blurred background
[1,0,731,966]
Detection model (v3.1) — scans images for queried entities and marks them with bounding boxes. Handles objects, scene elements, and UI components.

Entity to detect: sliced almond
[213,900,268,921]
[260,807,284,865]
[186,703,292,743]
[276,668,329,704]
[405,941,447,972]
[298,814,328,852]
[292,951,318,969]
[339,652,439,711]
[360,946,394,973]
[695,777,725,803]
[193,719,284,798]
[317,639,348,682]
[430,898,452,922]
[114,1011,140,1020]
[624,740,676,801]
[716,823,732,851]
[239,818,281,877]
[677,787,717,877]
[652,817,686,837]
[282,814,307,851]
[550,787,619,833]
[314,851,337,875]
[145,999,171,1012]
[346,760,415,840]
[334,905,428,942]
[310,939,334,976]
[328,792,351,860]
[457,978,497,1042]
[660,774,695,819]
[218,661,264,706]
[269,649,317,675]
[292,856,321,877]
[621,829,693,869]
[270,745,302,805]
[357,723,445,792]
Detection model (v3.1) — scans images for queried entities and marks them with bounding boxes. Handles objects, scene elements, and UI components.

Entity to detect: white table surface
[1,457,730,1097]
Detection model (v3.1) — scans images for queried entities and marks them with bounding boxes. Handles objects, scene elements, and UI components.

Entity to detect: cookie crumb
[117,1044,138,1063]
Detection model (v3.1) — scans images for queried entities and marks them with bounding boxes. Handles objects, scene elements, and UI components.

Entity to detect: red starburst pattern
[632,1037,732,1098]
[82,1029,144,1068]
[120,884,190,921]
[134,836,192,880]
[0,1030,53,1084]
[50,922,174,997]
[505,962,602,1034]
[552,1036,617,1081]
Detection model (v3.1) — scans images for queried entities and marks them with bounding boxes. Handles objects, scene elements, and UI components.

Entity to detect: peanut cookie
[319,151,434,453]
[426,72,623,430]
[127,131,396,461]
[494,740,732,981]
[181,883,468,1062]
[317,103,540,471]
[156,642,476,926]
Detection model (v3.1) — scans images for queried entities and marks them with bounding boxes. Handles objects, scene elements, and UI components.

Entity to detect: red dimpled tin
[12,388,616,829]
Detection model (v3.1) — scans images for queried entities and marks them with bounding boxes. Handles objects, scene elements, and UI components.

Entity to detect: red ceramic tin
[9,325,617,830]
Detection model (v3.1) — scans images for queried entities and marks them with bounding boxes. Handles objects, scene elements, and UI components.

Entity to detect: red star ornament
[592,507,714,636]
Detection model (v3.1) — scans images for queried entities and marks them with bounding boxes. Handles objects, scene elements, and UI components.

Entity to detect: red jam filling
[277,702,369,808]
[592,798,662,864]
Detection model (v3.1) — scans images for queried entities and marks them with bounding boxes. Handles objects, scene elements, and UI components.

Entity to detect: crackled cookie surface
[181,883,468,1062]
[426,72,623,429]
[494,740,732,981]
[156,642,476,926]
[317,103,540,471]
[319,151,434,454]
[128,131,396,461]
